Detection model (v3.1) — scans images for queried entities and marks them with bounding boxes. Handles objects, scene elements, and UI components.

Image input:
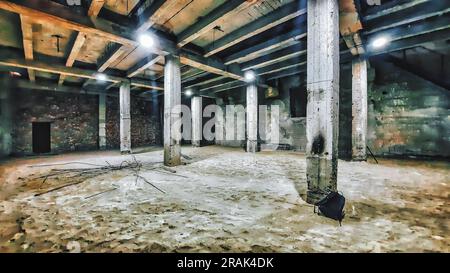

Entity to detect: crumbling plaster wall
[216,58,449,159]
[367,59,450,157]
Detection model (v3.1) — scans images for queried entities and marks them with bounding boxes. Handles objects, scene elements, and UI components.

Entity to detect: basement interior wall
[10,87,161,156]
[367,58,450,158]
[0,74,12,158]
[106,95,161,149]
[218,59,449,159]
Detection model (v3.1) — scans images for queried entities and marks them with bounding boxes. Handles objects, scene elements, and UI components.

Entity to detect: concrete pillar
[120,81,131,154]
[191,96,202,147]
[305,0,340,203]
[0,76,12,158]
[246,83,258,153]
[98,93,106,150]
[163,54,182,166]
[352,57,368,161]
[215,98,225,145]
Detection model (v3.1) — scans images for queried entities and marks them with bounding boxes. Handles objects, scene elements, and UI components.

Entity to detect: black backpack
[314,191,346,226]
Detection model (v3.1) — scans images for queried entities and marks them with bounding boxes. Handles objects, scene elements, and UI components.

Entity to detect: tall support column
[352,57,368,161]
[246,83,258,153]
[120,81,131,154]
[306,0,340,203]
[98,93,106,150]
[215,98,225,145]
[164,54,182,166]
[191,96,202,147]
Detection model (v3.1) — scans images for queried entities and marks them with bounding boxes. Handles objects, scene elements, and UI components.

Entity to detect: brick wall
[12,89,99,155]
[106,95,161,149]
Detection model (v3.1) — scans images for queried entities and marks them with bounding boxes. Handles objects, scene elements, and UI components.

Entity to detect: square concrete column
[164,54,182,166]
[305,0,340,203]
[120,81,131,154]
[215,98,225,145]
[98,93,106,150]
[191,96,202,147]
[352,57,368,161]
[246,83,258,153]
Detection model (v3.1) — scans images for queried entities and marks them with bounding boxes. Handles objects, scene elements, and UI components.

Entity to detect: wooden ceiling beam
[136,0,192,33]
[339,0,365,56]
[87,0,105,17]
[0,56,163,91]
[179,51,244,81]
[224,27,307,65]
[59,0,104,85]
[0,0,136,46]
[364,0,450,35]
[19,15,35,82]
[204,0,307,57]
[177,0,251,47]
[127,54,162,78]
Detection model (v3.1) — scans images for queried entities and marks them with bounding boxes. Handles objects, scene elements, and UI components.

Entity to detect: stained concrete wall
[106,95,161,149]
[367,59,450,158]
[217,58,449,159]
[216,78,308,151]
[0,75,12,158]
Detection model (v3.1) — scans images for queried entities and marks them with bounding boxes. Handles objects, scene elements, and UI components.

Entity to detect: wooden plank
[88,0,105,17]
[59,0,104,85]
[0,0,136,46]
[241,43,306,71]
[58,32,87,85]
[97,43,130,72]
[0,56,163,90]
[364,0,450,35]
[363,0,429,21]
[204,0,307,57]
[179,51,244,81]
[19,14,35,82]
[224,27,307,65]
[136,0,192,33]
[177,0,250,47]
[127,54,162,78]
[256,56,307,76]
[368,28,450,56]
[365,15,450,44]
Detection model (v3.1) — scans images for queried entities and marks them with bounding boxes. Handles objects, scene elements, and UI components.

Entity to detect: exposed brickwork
[106,95,161,149]
[12,89,99,155]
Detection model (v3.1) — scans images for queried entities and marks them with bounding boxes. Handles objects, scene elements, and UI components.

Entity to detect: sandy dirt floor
[0,146,448,253]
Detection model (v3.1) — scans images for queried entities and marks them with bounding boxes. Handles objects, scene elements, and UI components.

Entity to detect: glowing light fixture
[96,73,107,82]
[372,36,390,49]
[244,70,256,82]
[138,33,155,48]
[185,90,193,96]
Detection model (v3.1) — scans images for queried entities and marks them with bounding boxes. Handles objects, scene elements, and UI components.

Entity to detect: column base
[120,150,131,155]
[351,156,367,162]
[246,140,259,153]
[192,141,201,148]
[305,155,337,205]
[164,145,181,166]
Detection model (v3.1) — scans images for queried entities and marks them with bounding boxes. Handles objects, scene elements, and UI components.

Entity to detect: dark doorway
[32,122,51,154]
[290,87,307,118]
